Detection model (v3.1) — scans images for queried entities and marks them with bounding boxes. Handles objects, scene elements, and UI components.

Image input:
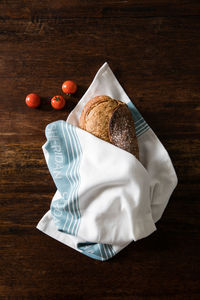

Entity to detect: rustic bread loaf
[79,95,139,158]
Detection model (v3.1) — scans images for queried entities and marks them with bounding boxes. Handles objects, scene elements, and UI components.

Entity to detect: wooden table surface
[0,1,200,299]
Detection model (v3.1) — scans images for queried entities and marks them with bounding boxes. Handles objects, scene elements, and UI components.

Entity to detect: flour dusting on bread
[79,95,139,158]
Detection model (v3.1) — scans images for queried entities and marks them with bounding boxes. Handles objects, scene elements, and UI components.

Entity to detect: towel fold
[37,62,178,261]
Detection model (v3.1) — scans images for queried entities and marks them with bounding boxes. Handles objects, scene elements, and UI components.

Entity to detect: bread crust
[80,95,123,142]
[79,95,139,158]
[109,104,139,158]
[79,95,113,129]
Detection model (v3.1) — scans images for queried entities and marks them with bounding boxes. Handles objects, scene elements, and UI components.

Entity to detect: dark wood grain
[0,1,200,299]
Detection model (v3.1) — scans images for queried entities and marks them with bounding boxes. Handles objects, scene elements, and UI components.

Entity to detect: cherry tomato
[62,80,77,95]
[25,93,41,108]
[51,95,65,110]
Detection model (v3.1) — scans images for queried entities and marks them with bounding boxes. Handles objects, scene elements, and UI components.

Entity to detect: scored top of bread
[79,95,139,158]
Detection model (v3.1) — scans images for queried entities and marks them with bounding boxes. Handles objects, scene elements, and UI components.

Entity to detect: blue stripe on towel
[71,125,82,236]
[44,120,82,236]
[77,242,115,261]
[127,101,150,137]
[62,122,80,235]
[44,120,116,261]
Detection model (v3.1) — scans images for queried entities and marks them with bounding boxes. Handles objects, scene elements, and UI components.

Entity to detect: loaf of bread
[79,95,139,159]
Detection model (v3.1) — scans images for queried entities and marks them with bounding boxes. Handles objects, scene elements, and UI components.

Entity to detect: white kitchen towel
[37,62,178,261]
